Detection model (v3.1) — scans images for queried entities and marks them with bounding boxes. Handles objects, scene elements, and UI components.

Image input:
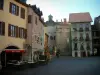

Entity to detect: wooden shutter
[19,27,20,38]
[0,22,1,35]
[16,26,18,37]
[2,22,5,35]
[14,26,16,37]
[9,2,12,13]
[28,15,31,23]
[16,6,19,16]
[21,8,25,19]
[23,8,25,19]
[25,29,27,39]
[8,24,11,36]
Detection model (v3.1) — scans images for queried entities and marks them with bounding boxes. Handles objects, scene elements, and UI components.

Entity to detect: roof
[15,0,29,7]
[69,12,92,23]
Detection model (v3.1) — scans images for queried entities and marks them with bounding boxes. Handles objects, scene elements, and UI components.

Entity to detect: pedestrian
[56,49,60,58]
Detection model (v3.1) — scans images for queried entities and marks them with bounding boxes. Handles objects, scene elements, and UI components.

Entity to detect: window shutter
[2,22,5,35]
[8,24,11,36]
[9,2,12,13]
[16,26,18,37]
[13,26,16,37]
[25,29,27,39]
[28,15,31,23]
[0,22,1,35]
[21,8,25,19]
[16,6,19,16]
[19,27,20,38]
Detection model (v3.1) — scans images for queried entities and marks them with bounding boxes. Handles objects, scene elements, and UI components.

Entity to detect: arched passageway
[1,46,24,67]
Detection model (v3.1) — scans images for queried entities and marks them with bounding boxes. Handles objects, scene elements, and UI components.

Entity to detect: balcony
[73,28,77,32]
[73,38,78,42]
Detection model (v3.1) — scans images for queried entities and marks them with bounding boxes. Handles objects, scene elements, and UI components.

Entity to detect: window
[0,22,5,35]
[86,33,90,41]
[8,24,17,37]
[80,43,84,50]
[0,0,4,10]
[9,3,19,16]
[74,43,77,50]
[21,7,25,19]
[8,24,26,38]
[73,37,78,41]
[79,28,83,32]
[80,33,84,41]
[28,15,32,23]
[73,28,77,31]
[35,17,37,25]
[50,36,53,40]
[86,43,90,50]
[19,28,27,38]
[54,36,56,40]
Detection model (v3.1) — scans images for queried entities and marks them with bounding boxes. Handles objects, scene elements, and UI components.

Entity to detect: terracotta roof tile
[69,12,92,23]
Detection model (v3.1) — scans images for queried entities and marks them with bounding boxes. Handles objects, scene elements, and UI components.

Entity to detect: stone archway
[5,46,19,49]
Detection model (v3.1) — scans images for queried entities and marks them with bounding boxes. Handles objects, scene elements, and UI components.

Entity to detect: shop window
[0,21,5,36]
[20,7,25,19]
[9,2,19,16]
[0,0,4,10]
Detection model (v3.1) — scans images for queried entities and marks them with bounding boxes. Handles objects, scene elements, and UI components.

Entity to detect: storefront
[1,49,25,67]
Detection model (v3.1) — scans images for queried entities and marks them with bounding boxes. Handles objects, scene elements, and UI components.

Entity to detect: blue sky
[27,0,100,23]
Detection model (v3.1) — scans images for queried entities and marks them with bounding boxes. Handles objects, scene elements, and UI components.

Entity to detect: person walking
[56,49,60,58]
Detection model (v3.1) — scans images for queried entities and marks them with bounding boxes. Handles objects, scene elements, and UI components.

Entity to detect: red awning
[5,49,25,53]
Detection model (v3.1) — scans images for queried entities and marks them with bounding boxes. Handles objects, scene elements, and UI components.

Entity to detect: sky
[27,0,100,23]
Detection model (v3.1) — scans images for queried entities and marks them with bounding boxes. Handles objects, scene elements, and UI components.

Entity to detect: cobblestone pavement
[0,56,100,75]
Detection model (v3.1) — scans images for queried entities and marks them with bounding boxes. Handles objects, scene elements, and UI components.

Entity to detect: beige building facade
[27,5,45,63]
[56,20,71,55]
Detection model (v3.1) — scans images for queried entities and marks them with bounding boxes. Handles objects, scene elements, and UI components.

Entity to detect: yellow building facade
[0,0,27,52]
[0,0,28,67]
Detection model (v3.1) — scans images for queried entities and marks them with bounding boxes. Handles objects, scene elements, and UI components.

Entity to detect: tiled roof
[69,12,92,23]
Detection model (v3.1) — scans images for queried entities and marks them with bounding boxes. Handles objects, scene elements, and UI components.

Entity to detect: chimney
[63,18,67,24]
